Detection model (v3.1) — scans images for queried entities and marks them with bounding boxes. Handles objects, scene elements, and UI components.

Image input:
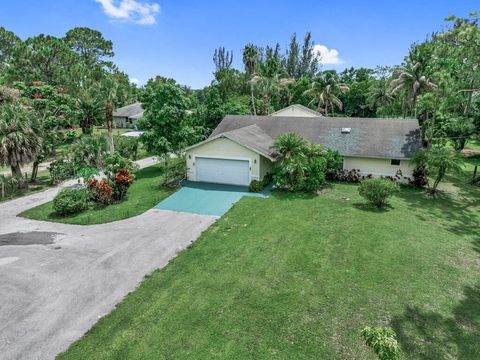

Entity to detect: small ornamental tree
[358,178,399,208]
[361,327,401,360]
[423,147,463,194]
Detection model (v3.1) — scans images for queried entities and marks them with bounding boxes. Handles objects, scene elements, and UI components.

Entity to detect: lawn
[57,159,480,359]
[20,163,174,225]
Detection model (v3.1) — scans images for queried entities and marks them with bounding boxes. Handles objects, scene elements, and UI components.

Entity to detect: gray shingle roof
[186,124,276,160]
[211,115,423,159]
[113,102,144,119]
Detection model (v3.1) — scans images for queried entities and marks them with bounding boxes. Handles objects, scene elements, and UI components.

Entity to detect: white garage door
[196,157,250,186]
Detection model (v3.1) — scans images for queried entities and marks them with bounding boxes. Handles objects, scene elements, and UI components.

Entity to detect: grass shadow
[352,202,393,212]
[391,284,480,359]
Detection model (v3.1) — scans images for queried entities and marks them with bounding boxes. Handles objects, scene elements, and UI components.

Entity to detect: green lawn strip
[57,166,480,359]
[19,164,174,225]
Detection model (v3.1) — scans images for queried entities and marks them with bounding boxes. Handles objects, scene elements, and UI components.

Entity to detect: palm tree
[250,73,294,115]
[368,78,394,110]
[272,133,307,163]
[423,147,463,194]
[77,97,103,135]
[0,103,42,178]
[99,74,118,154]
[390,61,436,117]
[243,44,259,115]
[303,72,349,116]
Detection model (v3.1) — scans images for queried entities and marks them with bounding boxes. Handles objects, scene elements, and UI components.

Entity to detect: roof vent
[341,128,351,134]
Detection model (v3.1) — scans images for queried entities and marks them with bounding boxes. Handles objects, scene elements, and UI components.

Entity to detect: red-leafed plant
[96,179,113,205]
[113,168,134,200]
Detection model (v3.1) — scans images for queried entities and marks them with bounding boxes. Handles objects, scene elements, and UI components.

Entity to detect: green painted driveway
[155,181,270,216]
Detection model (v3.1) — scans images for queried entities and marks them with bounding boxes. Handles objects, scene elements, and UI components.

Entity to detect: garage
[195,157,250,186]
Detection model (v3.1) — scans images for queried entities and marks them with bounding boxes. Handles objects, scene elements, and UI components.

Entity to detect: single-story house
[185,105,423,186]
[113,102,144,129]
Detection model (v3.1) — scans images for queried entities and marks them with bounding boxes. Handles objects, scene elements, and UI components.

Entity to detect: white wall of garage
[185,137,273,184]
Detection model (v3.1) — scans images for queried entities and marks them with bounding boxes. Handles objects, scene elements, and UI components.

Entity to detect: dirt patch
[0,232,61,246]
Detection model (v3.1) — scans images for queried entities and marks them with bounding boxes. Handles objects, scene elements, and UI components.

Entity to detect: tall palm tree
[390,61,436,117]
[250,73,294,115]
[243,44,259,115]
[303,72,349,116]
[368,78,394,110]
[0,103,42,178]
[99,74,118,154]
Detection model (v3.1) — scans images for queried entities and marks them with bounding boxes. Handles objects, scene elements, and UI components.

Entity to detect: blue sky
[0,0,476,89]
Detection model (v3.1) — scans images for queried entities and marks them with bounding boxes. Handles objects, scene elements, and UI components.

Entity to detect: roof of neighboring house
[186,124,276,160]
[271,104,322,117]
[113,102,144,119]
[211,115,423,159]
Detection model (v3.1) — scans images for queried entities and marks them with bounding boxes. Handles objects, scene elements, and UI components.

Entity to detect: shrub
[76,167,99,182]
[48,159,76,184]
[358,178,399,208]
[272,138,328,193]
[113,168,134,200]
[248,180,263,192]
[114,136,139,160]
[361,327,400,360]
[72,135,108,169]
[410,151,429,188]
[104,152,138,177]
[53,188,88,215]
[325,149,343,178]
[96,179,113,205]
[161,157,187,186]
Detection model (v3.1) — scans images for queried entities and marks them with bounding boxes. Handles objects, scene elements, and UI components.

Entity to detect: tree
[77,97,104,135]
[251,73,294,114]
[138,77,200,161]
[64,27,114,69]
[242,44,259,115]
[304,71,349,116]
[423,147,463,194]
[213,47,233,71]
[286,32,319,79]
[272,133,307,162]
[14,81,77,181]
[0,103,42,179]
[391,55,436,117]
[98,74,119,154]
[7,34,78,88]
[0,26,21,74]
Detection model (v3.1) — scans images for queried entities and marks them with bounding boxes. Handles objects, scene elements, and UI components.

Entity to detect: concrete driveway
[0,159,216,360]
[155,181,270,216]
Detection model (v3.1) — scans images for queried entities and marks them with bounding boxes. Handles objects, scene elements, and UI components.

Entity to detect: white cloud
[95,0,160,25]
[313,44,344,65]
[130,77,140,85]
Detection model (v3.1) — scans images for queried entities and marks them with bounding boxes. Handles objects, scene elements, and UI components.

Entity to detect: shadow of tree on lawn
[391,284,480,359]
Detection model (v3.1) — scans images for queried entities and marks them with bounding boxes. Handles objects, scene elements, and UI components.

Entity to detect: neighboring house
[113,102,144,129]
[270,104,322,117]
[185,105,423,186]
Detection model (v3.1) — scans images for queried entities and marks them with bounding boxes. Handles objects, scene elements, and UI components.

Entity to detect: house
[113,102,144,129]
[185,105,423,186]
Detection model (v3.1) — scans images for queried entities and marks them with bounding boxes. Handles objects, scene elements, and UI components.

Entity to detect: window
[391,159,401,166]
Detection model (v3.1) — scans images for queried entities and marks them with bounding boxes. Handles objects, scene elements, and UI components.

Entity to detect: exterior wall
[259,155,274,180]
[272,106,317,117]
[186,138,273,183]
[114,116,135,129]
[343,156,413,180]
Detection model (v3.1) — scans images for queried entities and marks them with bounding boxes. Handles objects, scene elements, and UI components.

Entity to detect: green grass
[57,161,480,359]
[20,164,174,225]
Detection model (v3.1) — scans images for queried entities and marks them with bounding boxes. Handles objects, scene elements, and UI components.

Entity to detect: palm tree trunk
[11,163,22,178]
[106,101,115,154]
[263,95,267,115]
[250,83,256,116]
[30,160,39,182]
